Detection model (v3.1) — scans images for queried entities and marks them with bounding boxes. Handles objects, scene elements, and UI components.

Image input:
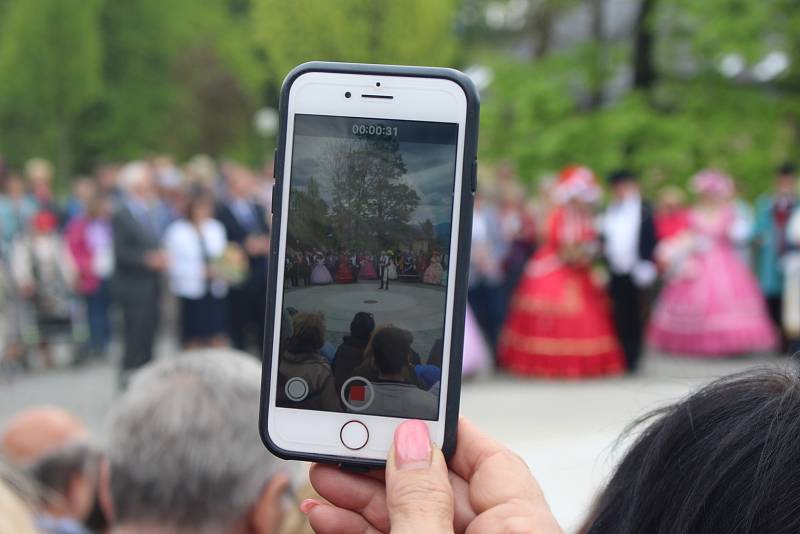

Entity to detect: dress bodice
[689,206,734,244]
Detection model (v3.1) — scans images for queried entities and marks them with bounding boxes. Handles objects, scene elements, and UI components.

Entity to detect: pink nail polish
[299,498,320,515]
[394,420,432,470]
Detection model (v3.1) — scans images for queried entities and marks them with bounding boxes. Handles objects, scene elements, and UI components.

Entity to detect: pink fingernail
[299,498,320,515]
[394,420,432,470]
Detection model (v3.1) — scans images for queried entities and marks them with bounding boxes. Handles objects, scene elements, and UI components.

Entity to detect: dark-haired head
[607,169,637,186]
[287,312,325,354]
[581,368,800,534]
[370,326,411,377]
[777,162,797,177]
[350,312,375,341]
[185,188,215,225]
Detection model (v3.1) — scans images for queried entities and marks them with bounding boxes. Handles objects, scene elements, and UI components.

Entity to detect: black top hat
[777,162,797,176]
[607,169,637,185]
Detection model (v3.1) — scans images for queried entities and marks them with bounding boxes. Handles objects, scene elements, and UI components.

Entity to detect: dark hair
[581,368,800,534]
[607,169,637,185]
[26,443,96,503]
[777,162,797,177]
[287,312,325,354]
[185,188,214,224]
[350,312,375,341]
[371,327,411,376]
[428,338,444,368]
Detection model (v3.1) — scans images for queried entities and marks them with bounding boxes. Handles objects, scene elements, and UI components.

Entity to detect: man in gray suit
[112,162,168,387]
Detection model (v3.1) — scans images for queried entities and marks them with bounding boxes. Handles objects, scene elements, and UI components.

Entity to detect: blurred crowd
[0,349,315,534]
[1,154,798,384]
[469,162,799,378]
[0,156,273,385]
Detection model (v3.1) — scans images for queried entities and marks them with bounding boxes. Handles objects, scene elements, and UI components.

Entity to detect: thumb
[386,420,454,534]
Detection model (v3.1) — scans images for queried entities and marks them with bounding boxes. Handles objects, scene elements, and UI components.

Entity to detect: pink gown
[358,256,377,280]
[648,207,776,356]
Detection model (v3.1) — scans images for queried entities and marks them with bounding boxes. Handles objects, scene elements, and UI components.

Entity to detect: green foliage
[477,0,800,199]
[0,0,103,177]
[252,0,458,84]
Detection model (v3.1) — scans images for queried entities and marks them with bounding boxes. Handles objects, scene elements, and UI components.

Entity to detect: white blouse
[164,219,227,299]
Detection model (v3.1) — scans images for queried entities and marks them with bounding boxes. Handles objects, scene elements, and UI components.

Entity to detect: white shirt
[604,195,642,275]
[164,219,227,299]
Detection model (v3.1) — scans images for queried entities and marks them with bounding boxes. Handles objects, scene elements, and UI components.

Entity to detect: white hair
[117,161,152,193]
[105,350,283,531]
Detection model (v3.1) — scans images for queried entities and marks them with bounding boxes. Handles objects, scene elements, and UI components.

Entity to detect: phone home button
[340,420,369,451]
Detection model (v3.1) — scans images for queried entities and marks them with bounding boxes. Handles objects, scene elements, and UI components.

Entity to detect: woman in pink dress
[423,252,444,285]
[648,170,776,356]
[358,255,377,280]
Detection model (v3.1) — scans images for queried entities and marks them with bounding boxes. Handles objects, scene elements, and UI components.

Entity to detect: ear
[98,458,115,523]
[66,471,93,520]
[249,473,290,534]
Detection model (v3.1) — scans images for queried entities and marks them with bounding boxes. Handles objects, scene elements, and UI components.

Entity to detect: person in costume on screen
[424,250,445,285]
[497,165,625,378]
[358,254,377,280]
[311,253,333,285]
[378,251,393,290]
[335,251,354,283]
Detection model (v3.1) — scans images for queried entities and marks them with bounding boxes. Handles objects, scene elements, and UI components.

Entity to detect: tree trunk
[587,0,606,109]
[633,0,657,89]
[529,1,554,59]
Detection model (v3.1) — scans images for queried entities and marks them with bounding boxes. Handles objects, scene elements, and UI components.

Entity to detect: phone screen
[276,114,459,421]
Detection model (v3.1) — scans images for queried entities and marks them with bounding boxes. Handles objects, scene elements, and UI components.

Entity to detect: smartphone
[260,61,479,468]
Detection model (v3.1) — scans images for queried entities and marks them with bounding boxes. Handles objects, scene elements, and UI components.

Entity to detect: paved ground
[0,345,789,532]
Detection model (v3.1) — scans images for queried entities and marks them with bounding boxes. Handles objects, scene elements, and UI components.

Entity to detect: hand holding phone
[260,62,479,468]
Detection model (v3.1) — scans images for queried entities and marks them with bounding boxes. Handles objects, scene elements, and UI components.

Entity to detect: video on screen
[276,115,458,421]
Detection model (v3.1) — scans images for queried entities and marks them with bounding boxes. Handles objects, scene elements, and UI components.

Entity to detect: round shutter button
[340,421,369,450]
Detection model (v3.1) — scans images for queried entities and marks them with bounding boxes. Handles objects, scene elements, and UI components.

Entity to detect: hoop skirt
[424,257,444,285]
[648,209,776,356]
[335,255,354,283]
[311,261,333,285]
[358,256,377,280]
[498,208,624,378]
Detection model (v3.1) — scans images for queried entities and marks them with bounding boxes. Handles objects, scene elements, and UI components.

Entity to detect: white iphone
[260,62,479,468]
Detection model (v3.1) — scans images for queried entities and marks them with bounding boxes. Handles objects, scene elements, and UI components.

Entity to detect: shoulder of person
[204,218,226,235]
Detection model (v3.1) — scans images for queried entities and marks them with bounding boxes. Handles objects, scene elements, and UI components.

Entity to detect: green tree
[0,0,102,180]
[327,138,418,251]
[252,0,458,86]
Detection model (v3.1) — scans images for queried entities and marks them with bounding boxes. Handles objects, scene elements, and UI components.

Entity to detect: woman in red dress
[498,166,625,378]
[335,253,354,283]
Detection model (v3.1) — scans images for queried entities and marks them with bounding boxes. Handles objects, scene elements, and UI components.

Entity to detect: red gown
[335,254,354,283]
[498,207,624,378]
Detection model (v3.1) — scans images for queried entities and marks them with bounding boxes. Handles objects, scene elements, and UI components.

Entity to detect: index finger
[448,417,508,481]
[450,417,548,514]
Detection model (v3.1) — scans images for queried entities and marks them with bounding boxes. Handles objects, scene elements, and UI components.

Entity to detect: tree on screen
[327,138,419,252]
[288,176,332,250]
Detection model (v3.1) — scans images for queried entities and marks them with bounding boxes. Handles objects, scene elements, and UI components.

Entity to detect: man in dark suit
[602,169,658,372]
[112,162,168,387]
[216,166,270,352]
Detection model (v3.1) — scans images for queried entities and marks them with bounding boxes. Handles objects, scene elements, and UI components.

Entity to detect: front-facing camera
[345,91,351,98]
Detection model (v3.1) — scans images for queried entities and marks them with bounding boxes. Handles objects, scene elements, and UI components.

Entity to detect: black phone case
[259,61,480,469]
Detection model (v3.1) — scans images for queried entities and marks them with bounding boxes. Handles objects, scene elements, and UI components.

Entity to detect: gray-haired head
[106,349,284,532]
[117,161,154,197]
